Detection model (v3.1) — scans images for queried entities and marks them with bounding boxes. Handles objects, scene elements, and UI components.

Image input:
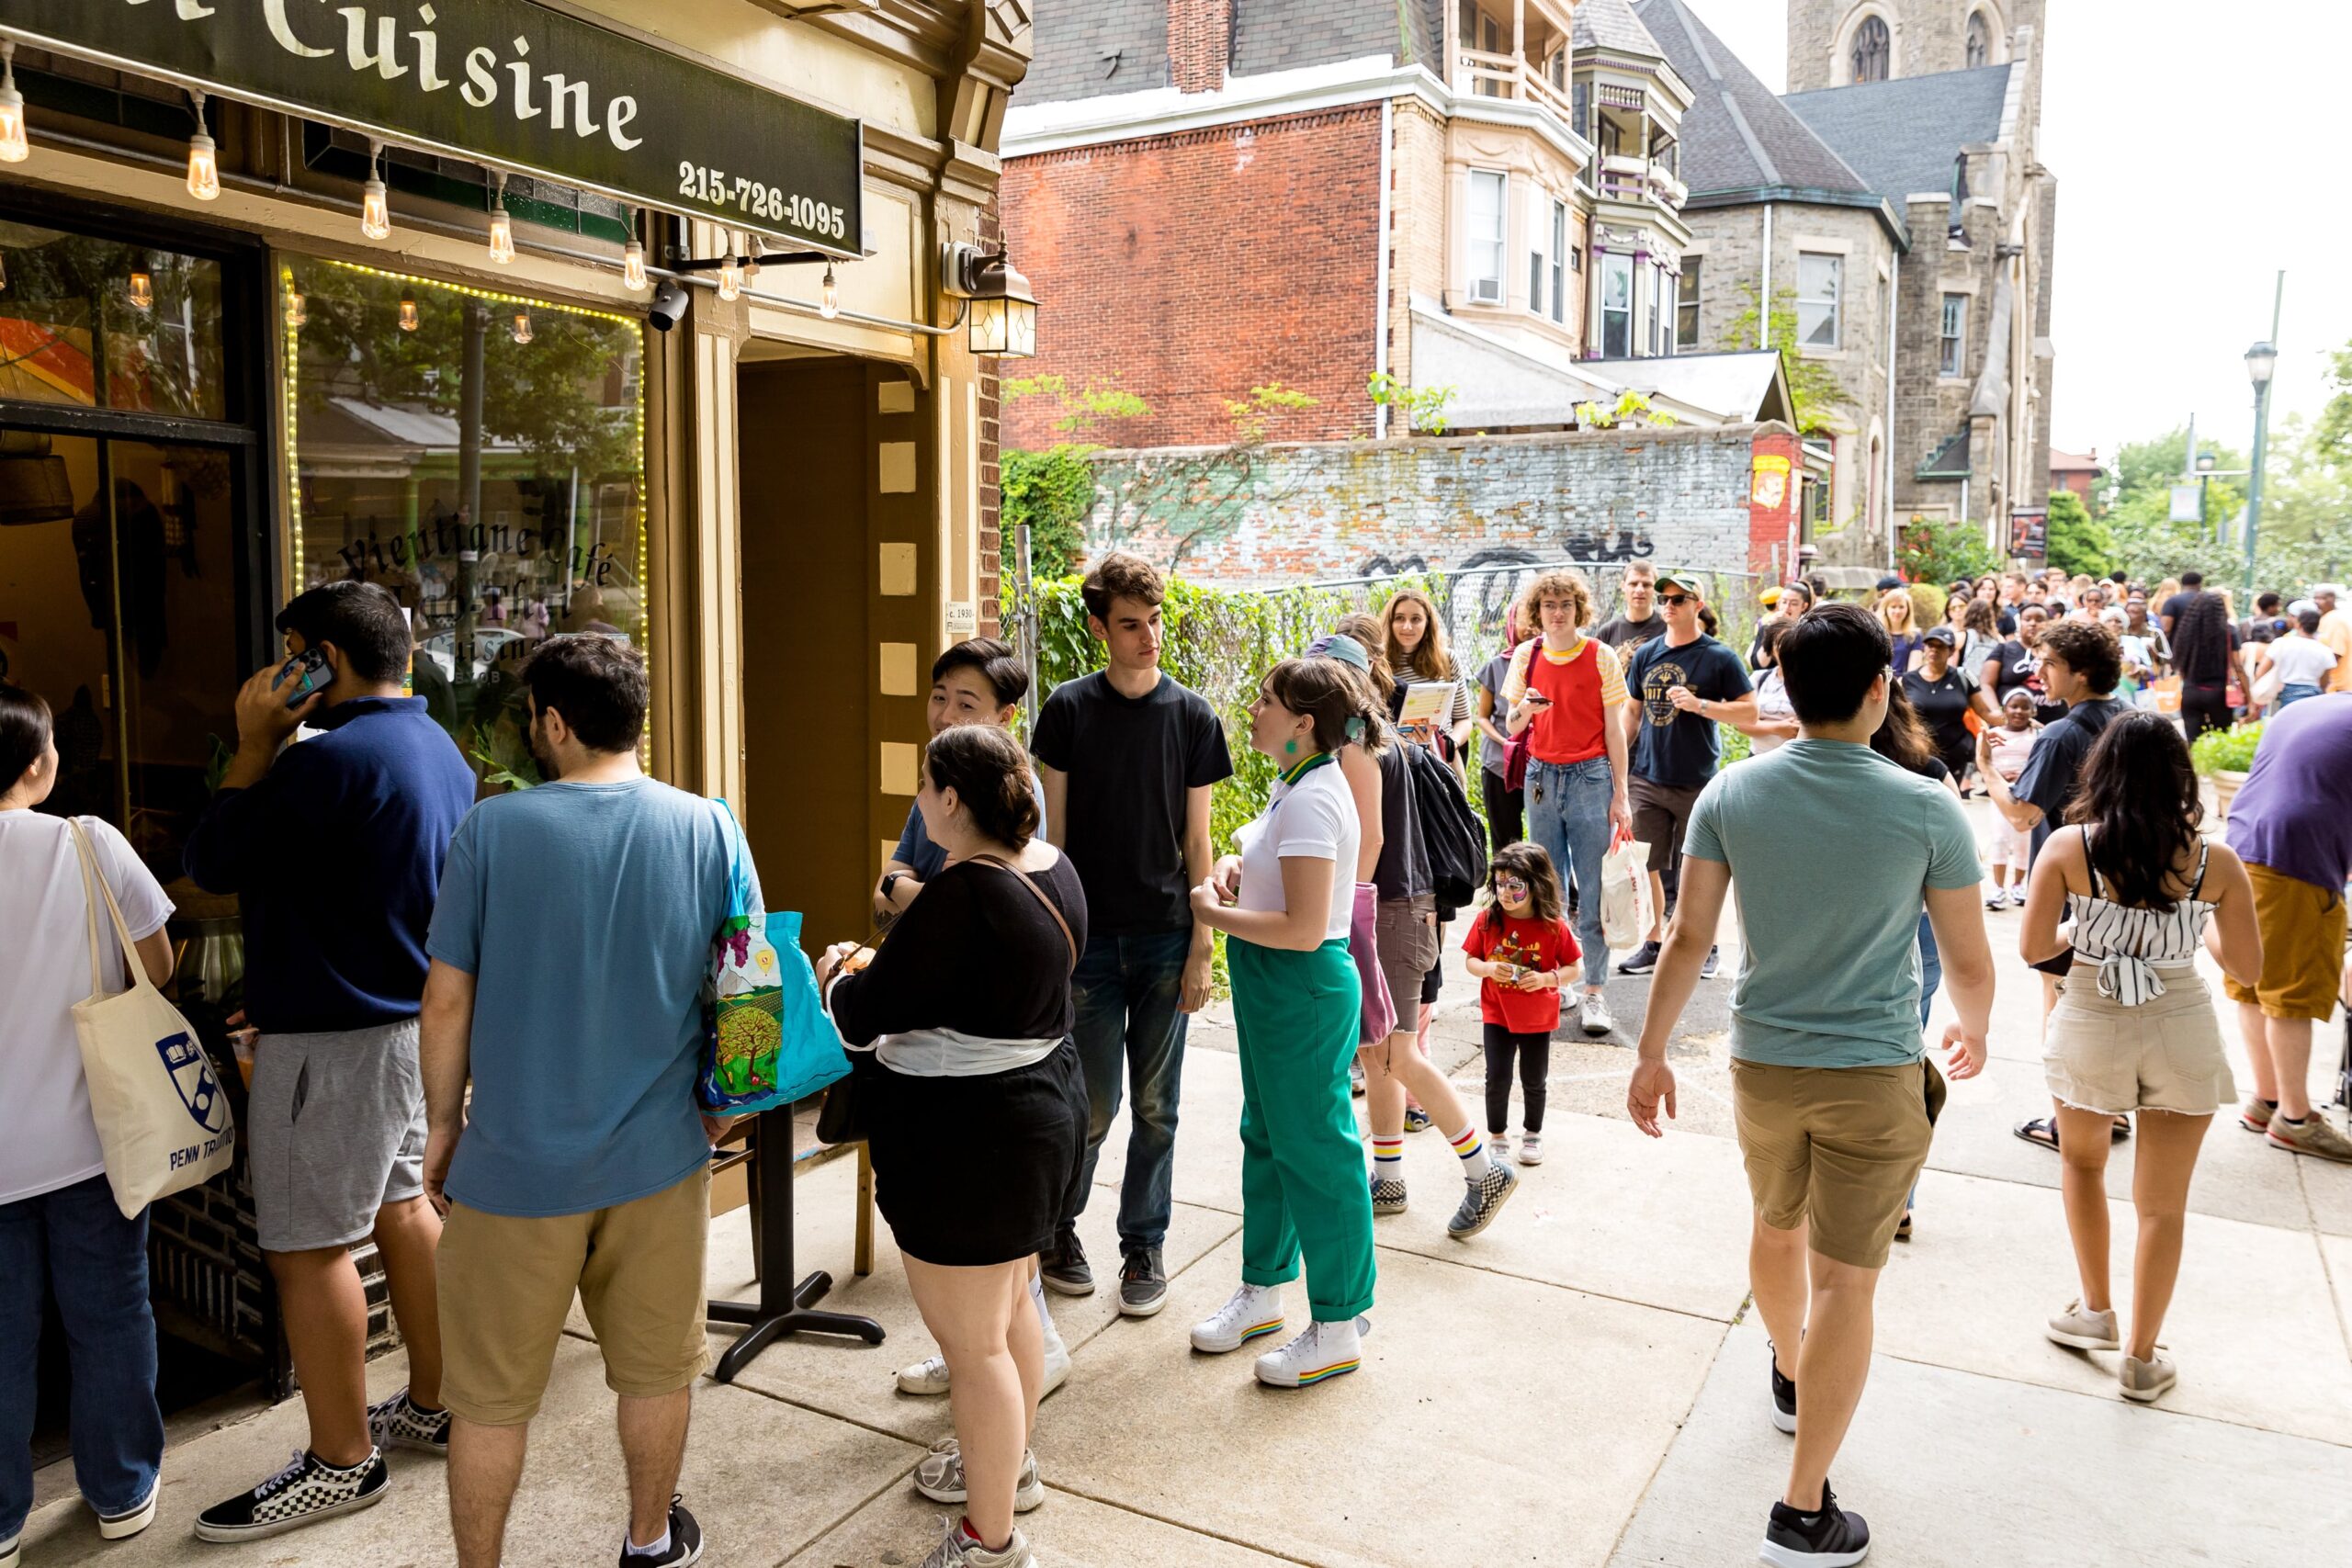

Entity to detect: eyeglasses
[1657,593,1690,606]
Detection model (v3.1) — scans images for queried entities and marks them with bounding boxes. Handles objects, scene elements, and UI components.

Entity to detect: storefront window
[0,220,227,420]
[282,257,647,780]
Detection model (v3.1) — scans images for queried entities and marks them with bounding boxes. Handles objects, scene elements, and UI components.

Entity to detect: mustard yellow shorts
[1730,1057,1934,1270]
[436,1169,710,1426]
[2223,863,2346,1022]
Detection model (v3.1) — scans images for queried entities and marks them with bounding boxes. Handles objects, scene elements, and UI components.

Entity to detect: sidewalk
[22,815,2352,1565]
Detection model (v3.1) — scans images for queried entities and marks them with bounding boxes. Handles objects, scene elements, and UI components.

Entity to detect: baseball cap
[1922,626,1957,646]
[1758,586,1783,607]
[1875,575,1904,592]
[1653,570,1704,596]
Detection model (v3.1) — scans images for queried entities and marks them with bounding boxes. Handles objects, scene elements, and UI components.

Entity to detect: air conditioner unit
[1469,276,1502,304]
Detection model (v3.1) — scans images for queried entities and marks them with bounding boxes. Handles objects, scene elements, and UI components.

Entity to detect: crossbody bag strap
[969,853,1078,974]
[68,819,145,998]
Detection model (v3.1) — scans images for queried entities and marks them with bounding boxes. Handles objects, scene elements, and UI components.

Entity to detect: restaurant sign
[0,0,862,254]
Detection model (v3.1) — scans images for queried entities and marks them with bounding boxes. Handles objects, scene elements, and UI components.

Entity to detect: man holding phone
[184,581,476,1542]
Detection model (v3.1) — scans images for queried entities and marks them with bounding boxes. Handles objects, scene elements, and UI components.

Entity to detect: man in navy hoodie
[184,581,476,1542]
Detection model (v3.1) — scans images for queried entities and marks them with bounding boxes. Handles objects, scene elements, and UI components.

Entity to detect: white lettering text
[460,44,497,107]
[263,0,334,59]
[544,73,595,136]
[605,94,641,151]
[340,8,410,81]
[506,38,537,121]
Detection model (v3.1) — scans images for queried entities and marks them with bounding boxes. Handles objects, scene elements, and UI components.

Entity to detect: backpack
[1401,740,1488,910]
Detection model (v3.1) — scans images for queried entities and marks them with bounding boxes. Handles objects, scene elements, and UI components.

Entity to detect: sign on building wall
[2008,507,2048,561]
[0,0,862,253]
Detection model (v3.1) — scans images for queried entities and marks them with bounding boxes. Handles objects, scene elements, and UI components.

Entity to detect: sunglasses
[1657,592,1691,606]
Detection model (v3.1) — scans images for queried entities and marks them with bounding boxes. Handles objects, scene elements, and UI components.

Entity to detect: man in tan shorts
[2222,693,2352,1159]
[1626,605,1996,1567]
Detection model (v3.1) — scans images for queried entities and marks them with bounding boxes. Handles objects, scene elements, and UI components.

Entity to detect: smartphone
[273,647,329,710]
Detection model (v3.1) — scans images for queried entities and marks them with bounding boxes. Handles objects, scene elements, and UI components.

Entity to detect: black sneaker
[1616,941,1662,976]
[1760,1481,1869,1567]
[1040,1226,1093,1296]
[1768,1343,1797,1434]
[1699,945,1722,979]
[618,1495,705,1566]
[193,1448,389,1542]
[367,1386,451,1454]
[1117,1247,1168,1317]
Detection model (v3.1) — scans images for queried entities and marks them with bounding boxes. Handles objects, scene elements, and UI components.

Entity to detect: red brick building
[2049,446,2101,505]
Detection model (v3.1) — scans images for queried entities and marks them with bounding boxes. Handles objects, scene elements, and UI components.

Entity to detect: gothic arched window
[1851,16,1891,83]
[1965,12,1992,68]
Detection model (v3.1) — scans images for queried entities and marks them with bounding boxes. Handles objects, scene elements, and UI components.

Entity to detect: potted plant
[2189,721,2263,821]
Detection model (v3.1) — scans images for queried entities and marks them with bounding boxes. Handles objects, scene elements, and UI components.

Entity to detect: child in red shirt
[1461,842,1580,1165]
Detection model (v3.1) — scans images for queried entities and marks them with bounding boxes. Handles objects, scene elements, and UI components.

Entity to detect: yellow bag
[2151,675,2183,715]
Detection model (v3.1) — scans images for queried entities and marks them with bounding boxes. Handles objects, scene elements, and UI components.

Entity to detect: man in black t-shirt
[1032,552,1233,1316]
[1593,560,1665,654]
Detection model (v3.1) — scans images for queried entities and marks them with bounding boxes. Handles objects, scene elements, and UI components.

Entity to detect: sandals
[2013,1114,2134,1152]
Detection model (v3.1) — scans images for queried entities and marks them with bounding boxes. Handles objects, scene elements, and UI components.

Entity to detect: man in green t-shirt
[1624,604,1996,1568]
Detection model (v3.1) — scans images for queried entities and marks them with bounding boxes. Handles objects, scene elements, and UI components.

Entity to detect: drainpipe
[1883,248,1899,567]
[1758,204,1772,335]
[1374,95,1394,438]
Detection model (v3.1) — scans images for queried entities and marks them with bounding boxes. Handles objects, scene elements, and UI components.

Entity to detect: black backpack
[1401,740,1488,910]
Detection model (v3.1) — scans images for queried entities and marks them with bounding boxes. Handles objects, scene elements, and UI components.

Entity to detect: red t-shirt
[1462,908,1582,1033]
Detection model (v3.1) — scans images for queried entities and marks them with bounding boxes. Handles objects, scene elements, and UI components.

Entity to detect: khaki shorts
[1629,775,1704,874]
[1374,894,1441,1034]
[436,1169,710,1426]
[2224,863,2347,1021]
[2045,970,2235,1116]
[1730,1057,1934,1270]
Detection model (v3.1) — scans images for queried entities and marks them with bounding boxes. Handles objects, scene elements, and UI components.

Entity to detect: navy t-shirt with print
[1623,635,1753,788]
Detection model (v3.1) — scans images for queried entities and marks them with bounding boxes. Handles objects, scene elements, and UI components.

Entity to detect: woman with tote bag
[0,686,173,1552]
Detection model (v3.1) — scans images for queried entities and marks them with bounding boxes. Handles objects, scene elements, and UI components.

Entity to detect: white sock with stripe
[1370,1134,1405,1187]
[1448,1123,1494,1180]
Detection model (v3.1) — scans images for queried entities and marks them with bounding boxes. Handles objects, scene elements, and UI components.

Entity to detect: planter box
[2208,769,2247,822]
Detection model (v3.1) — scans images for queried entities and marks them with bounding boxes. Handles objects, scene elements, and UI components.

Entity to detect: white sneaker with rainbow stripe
[1191,1283,1284,1353]
[1254,1317,1365,1389]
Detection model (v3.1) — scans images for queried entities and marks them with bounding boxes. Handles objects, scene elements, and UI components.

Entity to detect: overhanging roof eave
[1679,186,1910,252]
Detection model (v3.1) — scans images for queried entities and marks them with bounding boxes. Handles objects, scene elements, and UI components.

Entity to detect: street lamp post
[2244,338,2277,604]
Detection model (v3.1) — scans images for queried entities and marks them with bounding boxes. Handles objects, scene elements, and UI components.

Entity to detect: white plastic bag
[68,823,236,1217]
[1600,838,1656,953]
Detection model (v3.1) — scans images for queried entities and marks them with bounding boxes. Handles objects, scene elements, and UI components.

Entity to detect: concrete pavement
[20,807,2352,1565]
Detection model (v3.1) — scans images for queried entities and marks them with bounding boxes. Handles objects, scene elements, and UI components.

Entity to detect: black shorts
[1629,775,1705,874]
[863,1040,1087,1267]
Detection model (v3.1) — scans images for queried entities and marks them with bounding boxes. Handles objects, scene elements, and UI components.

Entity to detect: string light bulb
[359,140,390,240]
[127,269,154,312]
[487,171,514,265]
[510,308,533,344]
[398,289,419,332]
[0,43,27,164]
[820,264,839,320]
[185,90,219,200]
[717,234,742,301]
[622,237,648,291]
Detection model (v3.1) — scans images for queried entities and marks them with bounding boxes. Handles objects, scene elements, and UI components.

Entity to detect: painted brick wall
[1001,107,1384,450]
[1083,423,1789,587]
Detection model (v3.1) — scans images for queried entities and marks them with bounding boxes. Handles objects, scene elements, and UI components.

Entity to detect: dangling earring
[1283,738,1298,756]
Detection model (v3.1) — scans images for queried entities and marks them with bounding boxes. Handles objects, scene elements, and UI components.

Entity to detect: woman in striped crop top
[2017,709,2262,1405]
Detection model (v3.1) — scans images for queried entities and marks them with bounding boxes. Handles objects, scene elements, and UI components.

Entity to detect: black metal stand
[706,1109,884,1382]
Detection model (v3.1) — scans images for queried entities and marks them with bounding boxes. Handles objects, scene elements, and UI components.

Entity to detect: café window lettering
[284,256,647,780]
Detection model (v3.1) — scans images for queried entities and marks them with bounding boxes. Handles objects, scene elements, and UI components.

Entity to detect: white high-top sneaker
[1189,1282,1284,1353]
[898,1290,1073,1396]
[1254,1317,1367,1389]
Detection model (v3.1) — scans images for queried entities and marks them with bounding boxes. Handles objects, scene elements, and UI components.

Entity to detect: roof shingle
[1781,65,2013,210]
[1632,0,1873,199]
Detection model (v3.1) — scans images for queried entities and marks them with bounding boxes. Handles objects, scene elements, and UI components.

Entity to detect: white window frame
[1548,200,1568,324]
[1467,170,1508,304]
[1939,292,1968,377]
[1675,259,1702,351]
[1528,187,1551,320]
[1599,252,1633,357]
[1796,252,1842,350]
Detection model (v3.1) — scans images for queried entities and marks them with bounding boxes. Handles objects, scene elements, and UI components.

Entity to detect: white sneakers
[1251,1318,1366,1389]
[896,1335,1071,1398]
[1517,1133,1545,1166]
[1580,992,1614,1037]
[1189,1283,1285,1354]
[912,1438,1045,1513]
[2044,1299,2120,1352]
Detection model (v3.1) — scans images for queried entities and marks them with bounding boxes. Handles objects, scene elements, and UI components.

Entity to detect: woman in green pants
[1187,656,1382,1388]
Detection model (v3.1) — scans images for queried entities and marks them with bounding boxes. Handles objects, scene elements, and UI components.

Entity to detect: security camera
[648,279,690,333]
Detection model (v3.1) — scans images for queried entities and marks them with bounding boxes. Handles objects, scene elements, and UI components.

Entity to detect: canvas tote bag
[68,821,236,1217]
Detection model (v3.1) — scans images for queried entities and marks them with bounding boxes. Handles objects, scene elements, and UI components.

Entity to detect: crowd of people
[2,548,2348,1568]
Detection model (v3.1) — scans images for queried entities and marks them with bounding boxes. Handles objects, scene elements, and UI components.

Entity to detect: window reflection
[0,220,227,420]
[283,258,647,781]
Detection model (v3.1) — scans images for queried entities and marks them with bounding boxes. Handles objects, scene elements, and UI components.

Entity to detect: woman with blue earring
[1185,657,1382,1387]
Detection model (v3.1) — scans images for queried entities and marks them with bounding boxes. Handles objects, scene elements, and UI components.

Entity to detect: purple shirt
[2224,694,2352,892]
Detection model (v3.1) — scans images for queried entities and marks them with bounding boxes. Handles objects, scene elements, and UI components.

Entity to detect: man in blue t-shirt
[419,636,742,1568]
[1616,571,1754,977]
[1626,604,1994,1568]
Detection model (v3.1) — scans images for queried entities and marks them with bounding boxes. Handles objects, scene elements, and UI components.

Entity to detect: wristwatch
[880,871,905,902]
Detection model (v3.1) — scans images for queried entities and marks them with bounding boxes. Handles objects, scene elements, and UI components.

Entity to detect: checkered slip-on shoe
[1446,1162,1520,1239]
[368,1386,452,1454]
[194,1449,388,1542]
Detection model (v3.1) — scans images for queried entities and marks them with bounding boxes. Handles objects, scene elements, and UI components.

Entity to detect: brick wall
[1001,106,1385,449]
[1168,0,1232,94]
[1083,422,1788,586]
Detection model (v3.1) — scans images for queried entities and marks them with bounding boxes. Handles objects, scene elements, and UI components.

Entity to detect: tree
[2041,491,2112,578]
[1898,517,1997,585]
[1717,282,1850,437]
[1366,373,1458,434]
[1000,447,1092,581]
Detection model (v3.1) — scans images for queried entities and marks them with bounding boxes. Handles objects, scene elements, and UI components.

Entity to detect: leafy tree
[1572,389,1679,429]
[2041,491,2112,578]
[1717,282,1850,436]
[1000,447,1092,581]
[1366,373,1458,434]
[1898,518,1997,585]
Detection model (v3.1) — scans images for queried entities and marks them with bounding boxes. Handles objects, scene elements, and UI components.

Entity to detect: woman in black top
[1901,628,2000,790]
[820,725,1086,1567]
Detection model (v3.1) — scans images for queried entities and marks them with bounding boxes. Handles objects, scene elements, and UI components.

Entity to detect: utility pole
[2244,273,2284,604]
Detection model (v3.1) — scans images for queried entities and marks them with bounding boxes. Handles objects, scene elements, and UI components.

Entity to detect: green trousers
[1229,936,1376,1322]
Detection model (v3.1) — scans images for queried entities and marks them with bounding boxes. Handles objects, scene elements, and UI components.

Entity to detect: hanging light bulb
[716,232,743,301]
[398,289,419,332]
[510,308,533,345]
[127,269,154,312]
[284,288,307,328]
[359,139,390,240]
[820,264,840,321]
[622,237,649,291]
[185,89,219,200]
[487,171,514,265]
[0,44,28,164]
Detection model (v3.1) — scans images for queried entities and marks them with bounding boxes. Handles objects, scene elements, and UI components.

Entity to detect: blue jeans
[1069,927,1193,1252]
[2277,682,2322,711]
[0,1174,164,1537]
[1917,910,1942,1031]
[1525,756,1614,987]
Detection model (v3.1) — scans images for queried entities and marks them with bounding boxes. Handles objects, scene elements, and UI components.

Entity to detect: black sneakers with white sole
[194,1449,389,1542]
[1759,1482,1870,1566]
[617,1495,705,1566]
[1769,1346,1798,1435]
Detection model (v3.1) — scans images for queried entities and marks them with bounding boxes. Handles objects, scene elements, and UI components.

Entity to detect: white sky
[1695,1,2346,465]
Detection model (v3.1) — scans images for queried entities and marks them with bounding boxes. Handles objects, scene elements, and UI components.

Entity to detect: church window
[1796,253,1842,349]
[1940,293,1968,376]
[1966,12,1992,68]
[1851,16,1891,83]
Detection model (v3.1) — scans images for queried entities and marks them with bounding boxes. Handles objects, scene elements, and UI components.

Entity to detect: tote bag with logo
[67,822,236,1218]
[698,799,852,1115]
